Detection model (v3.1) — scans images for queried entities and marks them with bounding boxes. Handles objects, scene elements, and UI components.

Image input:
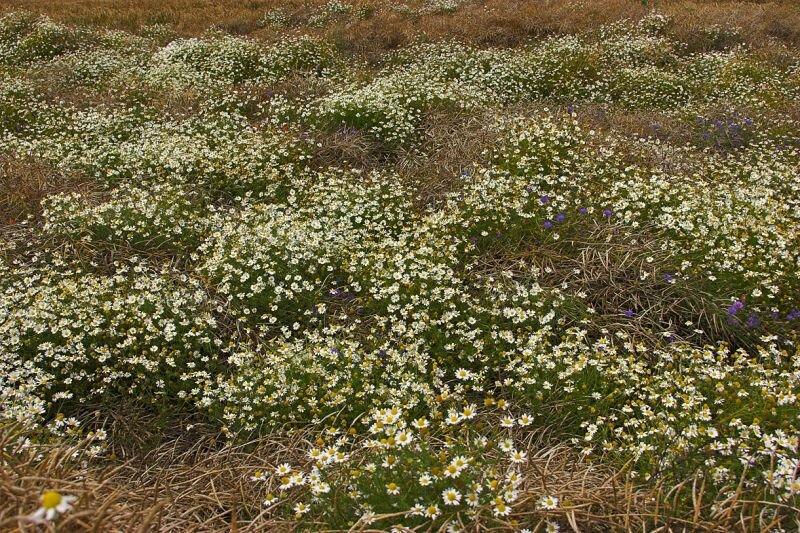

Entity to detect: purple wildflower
[728,300,744,315]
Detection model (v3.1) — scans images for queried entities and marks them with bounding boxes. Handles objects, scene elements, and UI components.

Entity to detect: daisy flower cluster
[304,19,798,146]
[251,404,552,530]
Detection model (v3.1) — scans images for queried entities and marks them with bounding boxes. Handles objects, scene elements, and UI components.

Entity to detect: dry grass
[0,155,93,225]
[394,109,503,208]
[4,417,795,532]
[667,0,800,50]
[0,419,646,532]
[3,0,800,57]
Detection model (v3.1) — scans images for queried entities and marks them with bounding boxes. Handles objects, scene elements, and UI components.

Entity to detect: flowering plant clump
[1,9,799,531]
[0,260,217,426]
[42,181,210,252]
[247,404,566,530]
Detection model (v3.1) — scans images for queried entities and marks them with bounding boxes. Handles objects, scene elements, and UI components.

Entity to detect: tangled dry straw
[4,419,796,532]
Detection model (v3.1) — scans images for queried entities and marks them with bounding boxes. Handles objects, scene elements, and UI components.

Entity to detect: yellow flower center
[41,491,62,510]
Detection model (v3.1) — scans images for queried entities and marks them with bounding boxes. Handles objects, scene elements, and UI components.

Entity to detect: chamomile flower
[493,502,512,517]
[461,404,477,419]
[29,491,77,524]
[424,504,441,519]
[446,410,462,425]
[509,449,527,463]
[442,488,462,506]
[538,495,560,509]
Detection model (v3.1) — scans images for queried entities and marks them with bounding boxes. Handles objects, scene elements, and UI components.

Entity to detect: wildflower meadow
[1,1,799,531]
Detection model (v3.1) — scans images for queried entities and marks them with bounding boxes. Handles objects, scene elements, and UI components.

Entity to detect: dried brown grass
[3,0,800,57]
[0,155,93,225]
[0,418,643,532]
[4,417,796,532]
[394,108,503,208]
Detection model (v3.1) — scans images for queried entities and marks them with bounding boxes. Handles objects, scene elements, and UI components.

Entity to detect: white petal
[28,508,47,524]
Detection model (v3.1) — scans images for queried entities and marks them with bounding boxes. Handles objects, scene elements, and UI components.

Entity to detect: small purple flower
[787,309,800,321]
[525,185,534,193]
[331,348,339,355]
[543,220,553,229]
[663,273,674,283]
[728,300,744,315]
[555,213,565,223]
[603,209,613,217]
[579,207,588,215]
[746,313,761,328]
[540,195,549,204]
[624,308,634,318]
